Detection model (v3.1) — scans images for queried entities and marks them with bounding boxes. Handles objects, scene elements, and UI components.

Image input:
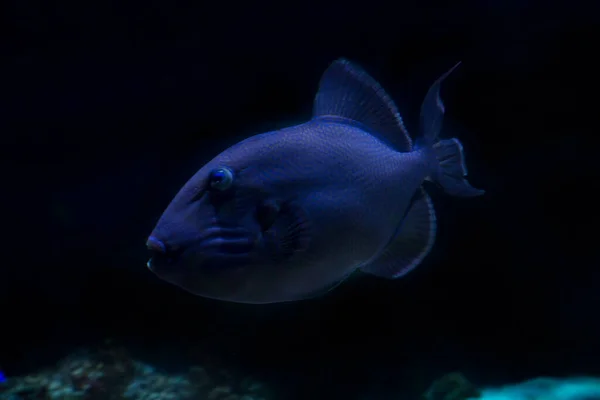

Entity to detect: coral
[476,377,600,400]
[424,373,600,400]
[0,343,269,400]
[423,372,481,400]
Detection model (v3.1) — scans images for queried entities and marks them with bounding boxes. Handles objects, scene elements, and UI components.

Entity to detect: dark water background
[1,0,599,398]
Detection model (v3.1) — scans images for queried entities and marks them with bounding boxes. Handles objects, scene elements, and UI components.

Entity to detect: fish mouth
[147,227,258,271]
[146,246,183,271]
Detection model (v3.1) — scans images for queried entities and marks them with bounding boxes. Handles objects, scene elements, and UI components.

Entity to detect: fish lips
[147,227,260,272]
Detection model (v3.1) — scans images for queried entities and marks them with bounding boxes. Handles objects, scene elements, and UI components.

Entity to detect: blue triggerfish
[146,58,484,303]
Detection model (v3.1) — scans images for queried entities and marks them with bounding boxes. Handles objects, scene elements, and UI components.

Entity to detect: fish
[146,58,484,304]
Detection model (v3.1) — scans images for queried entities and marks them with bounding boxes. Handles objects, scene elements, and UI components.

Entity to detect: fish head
[146,134,311,301]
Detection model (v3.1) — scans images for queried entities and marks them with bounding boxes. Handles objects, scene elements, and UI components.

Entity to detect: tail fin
[418,62,461,147]
[431,138,484,197]
[419,62,484,197]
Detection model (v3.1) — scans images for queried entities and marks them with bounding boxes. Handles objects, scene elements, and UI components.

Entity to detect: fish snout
[146,236,178,270]
[147,236,167,254]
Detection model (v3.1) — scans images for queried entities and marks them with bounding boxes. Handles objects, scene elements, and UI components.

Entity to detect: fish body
[146,59,483,304]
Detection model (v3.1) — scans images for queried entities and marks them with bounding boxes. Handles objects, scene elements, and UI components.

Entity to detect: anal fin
[297,278,346,300]
[360,188,436,279]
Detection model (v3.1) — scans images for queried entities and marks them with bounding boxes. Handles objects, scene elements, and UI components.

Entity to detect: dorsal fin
[313,58,412,152]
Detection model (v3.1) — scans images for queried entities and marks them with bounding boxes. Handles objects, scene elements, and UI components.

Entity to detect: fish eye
[208,167,234,191]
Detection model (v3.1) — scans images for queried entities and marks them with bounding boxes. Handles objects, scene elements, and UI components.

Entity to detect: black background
[1,0,599,399]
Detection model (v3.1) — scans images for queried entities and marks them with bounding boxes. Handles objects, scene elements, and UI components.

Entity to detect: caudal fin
[432,138,484,197]
[419,62,461,147]
[419,62,484,197]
